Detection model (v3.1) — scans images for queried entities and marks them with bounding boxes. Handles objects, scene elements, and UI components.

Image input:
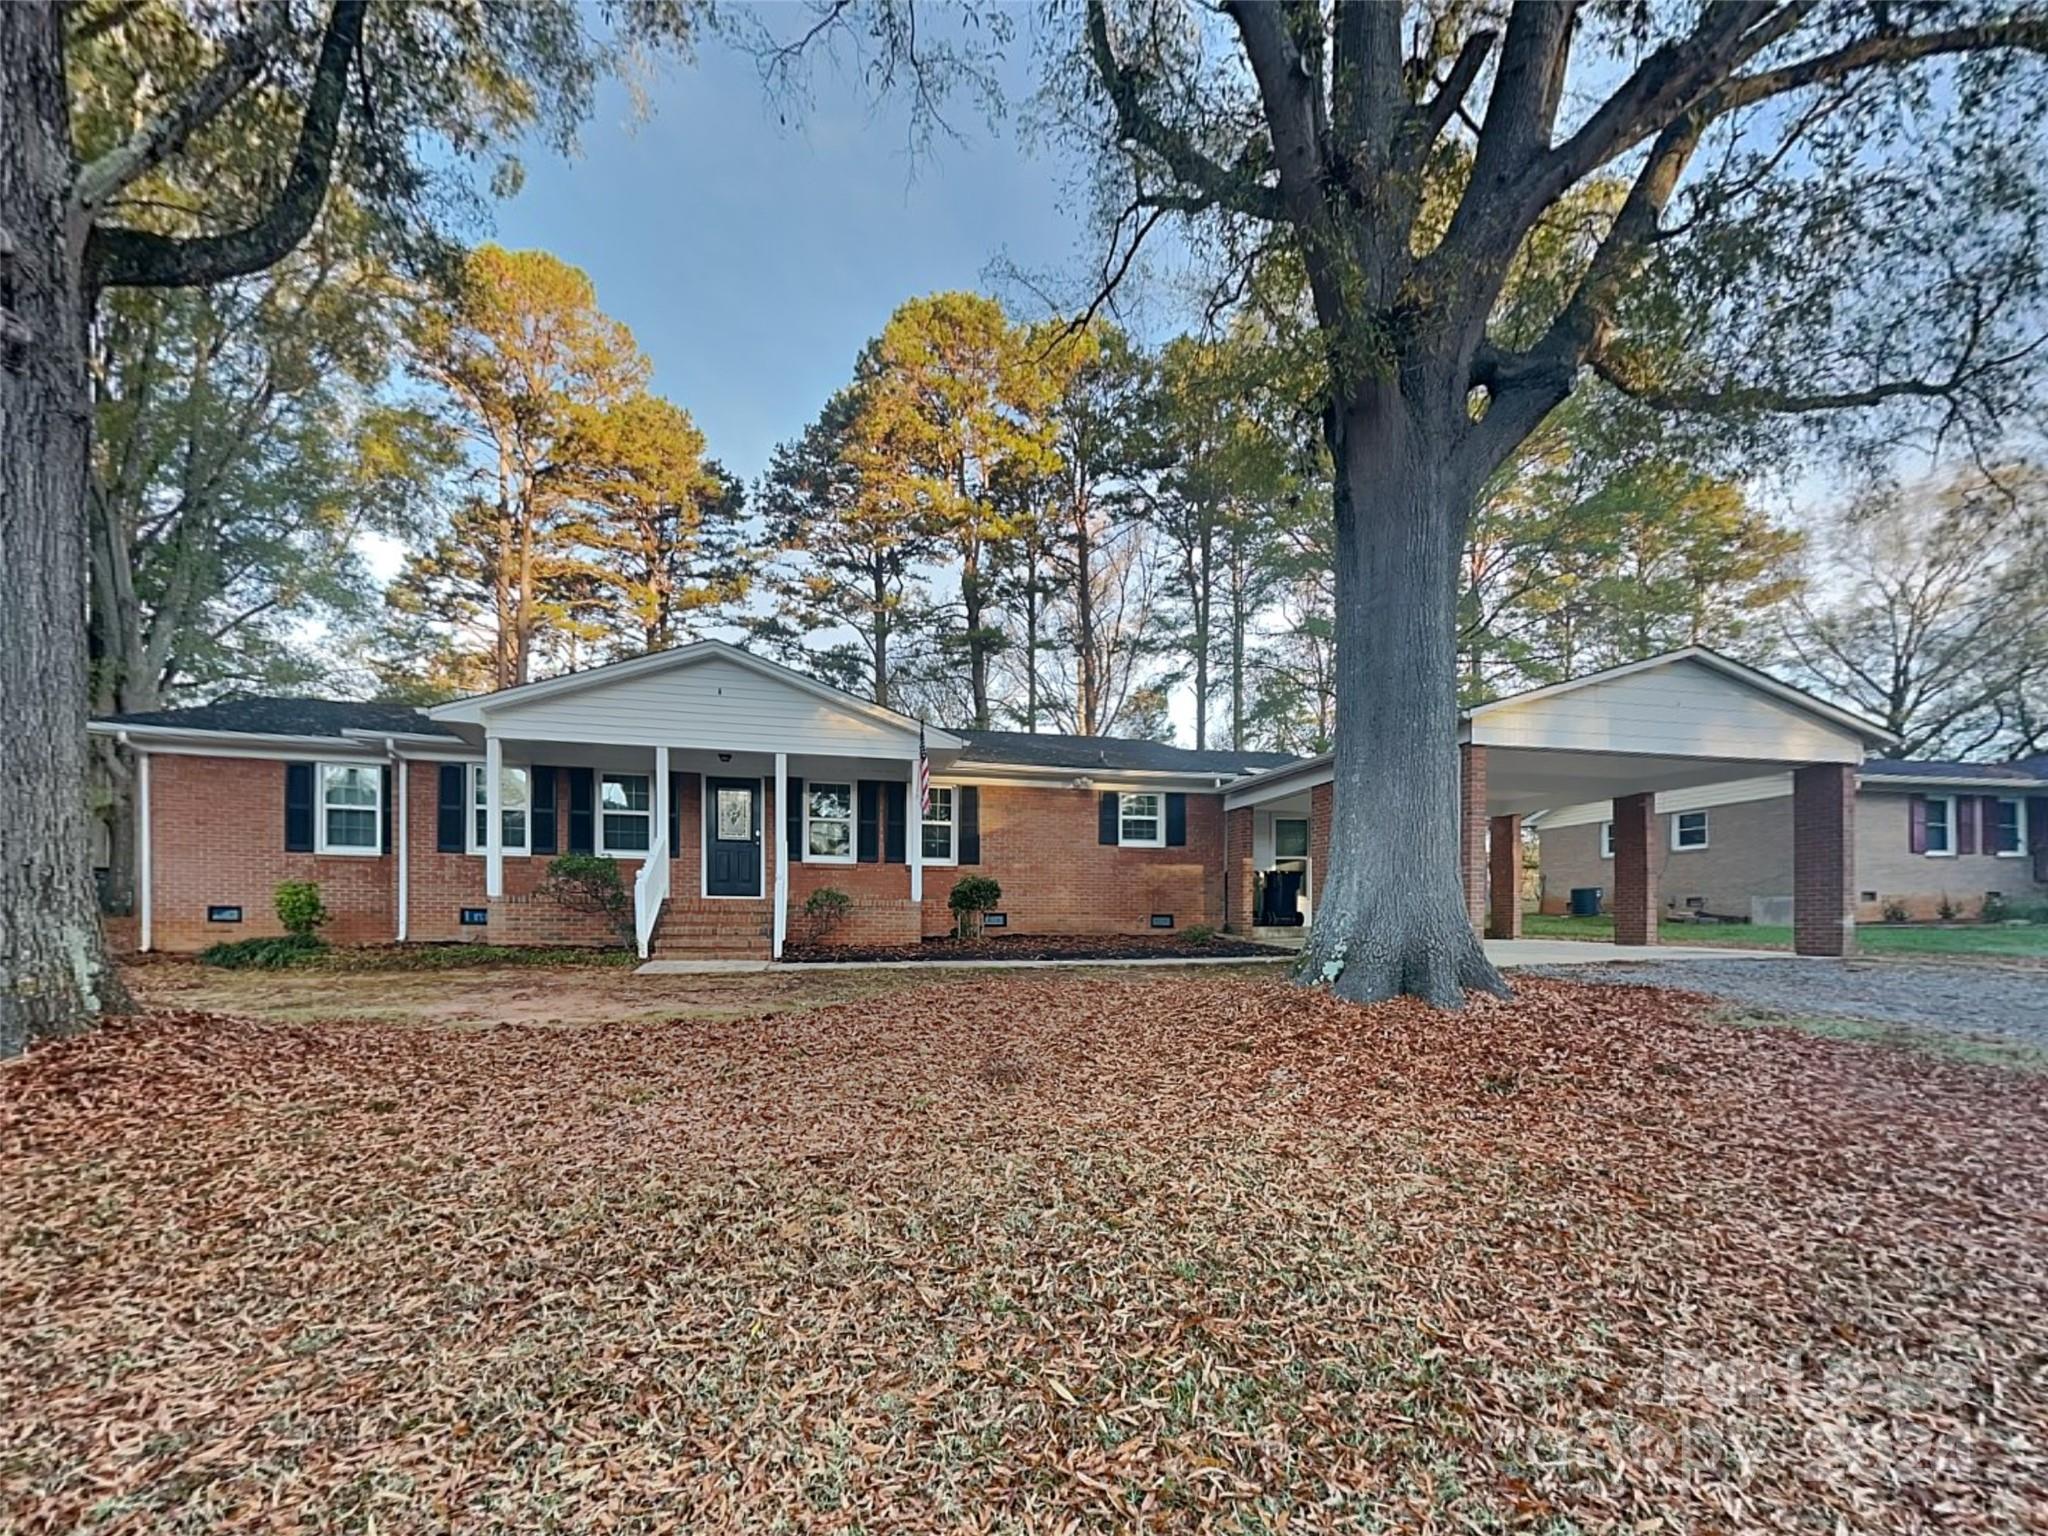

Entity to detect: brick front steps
[650,901,772,960]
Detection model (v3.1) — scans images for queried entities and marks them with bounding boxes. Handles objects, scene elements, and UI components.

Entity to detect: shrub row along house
[93,642,2039,962]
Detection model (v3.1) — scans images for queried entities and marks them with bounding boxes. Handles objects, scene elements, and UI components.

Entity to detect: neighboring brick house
[1534,758,2048,922]
[96,642,1928,962]
[94,641,1291,959]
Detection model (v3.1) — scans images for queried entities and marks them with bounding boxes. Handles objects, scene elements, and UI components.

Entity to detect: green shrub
[948,874,1002,938]
[1881,898,1910,924]
[1181,923,1217,945]
[802,886,854,943]
[1980,891,2011,924]
[200,934,325,970]
[274,880,328,939]
[1936,891,1959,922]
[540,853,631,941]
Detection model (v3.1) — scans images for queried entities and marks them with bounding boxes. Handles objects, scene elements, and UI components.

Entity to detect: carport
[1223,649,1897,957]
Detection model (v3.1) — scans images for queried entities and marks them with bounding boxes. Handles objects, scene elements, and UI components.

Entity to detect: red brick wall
[147,753,397,950]
[1792,763,1855,957]
[1310,783,1332,912]
[144,754,1229,952]
[916,784,1224,937]
[1610,792,1659,946]
[1224,806,1254,931]
[1459,744,1488,931]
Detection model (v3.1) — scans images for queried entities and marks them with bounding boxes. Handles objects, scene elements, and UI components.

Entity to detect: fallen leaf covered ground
[3,974,2044,1533]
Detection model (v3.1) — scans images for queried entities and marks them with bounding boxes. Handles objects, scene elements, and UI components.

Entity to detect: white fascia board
[1223,754,1333,810]
[88,722,384,757]
[942,762,1236,793]
[1859,774,2045,791]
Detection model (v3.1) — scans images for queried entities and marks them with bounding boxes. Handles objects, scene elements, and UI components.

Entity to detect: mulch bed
[5,975,2046,1532]
[782,930,1290,963]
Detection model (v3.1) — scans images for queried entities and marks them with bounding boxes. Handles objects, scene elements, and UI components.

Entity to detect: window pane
[809,819,850,858]
[927,787,953,822]
[602,774,649,812]
[326,807,377,848]
[503,810,527,848]
[809,784,851,820]
[1274,819,1309,858]
[1926,800,1950,851]
[716,788,752,841]
[323,765,377,807]
[921,822,952,860]
[603,813,650,852]
[1995,800,2021,853]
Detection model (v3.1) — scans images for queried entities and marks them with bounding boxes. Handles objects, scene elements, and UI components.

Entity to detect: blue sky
[480,30,1105,484]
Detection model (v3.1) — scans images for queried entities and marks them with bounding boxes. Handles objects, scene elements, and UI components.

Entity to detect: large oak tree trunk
[1,3,129,1056]
[1299,384,1507,1008]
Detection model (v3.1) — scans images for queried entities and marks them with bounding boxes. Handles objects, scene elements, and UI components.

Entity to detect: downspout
[122,731,151,954]
[388,738,408,943]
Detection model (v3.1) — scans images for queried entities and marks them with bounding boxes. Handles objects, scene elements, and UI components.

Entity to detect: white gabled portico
[426,640,963,959]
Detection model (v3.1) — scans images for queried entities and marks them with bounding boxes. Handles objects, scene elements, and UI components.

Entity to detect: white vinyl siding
[317,763,380,855]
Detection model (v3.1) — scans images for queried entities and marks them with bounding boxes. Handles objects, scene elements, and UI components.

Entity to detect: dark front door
[704,777,762,897]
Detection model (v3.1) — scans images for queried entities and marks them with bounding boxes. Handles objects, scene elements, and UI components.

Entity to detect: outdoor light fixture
[718,752,732,762]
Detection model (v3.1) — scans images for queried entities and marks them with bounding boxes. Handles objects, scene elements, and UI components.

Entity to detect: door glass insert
[716,786,752,841]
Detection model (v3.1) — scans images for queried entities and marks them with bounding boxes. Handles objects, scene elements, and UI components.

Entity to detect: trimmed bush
[541,853,631,942]
[200,934,325,970]
[274,880,328,939]
[948,874,1002,938]
[1181,924,1217,945]
[802,886,854,943]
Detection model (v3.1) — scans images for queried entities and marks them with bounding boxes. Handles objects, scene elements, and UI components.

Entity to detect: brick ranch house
[1535,756,2048,923]
[95,641,1910,961]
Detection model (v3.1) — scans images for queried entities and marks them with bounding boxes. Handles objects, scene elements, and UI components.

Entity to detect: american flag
[917,725,931,817]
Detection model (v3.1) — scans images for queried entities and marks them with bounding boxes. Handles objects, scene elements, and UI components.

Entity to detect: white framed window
[1671,810,1709,851]
[921,786,957,864]
[1923,794,1954,856]
[317,763,381,855]
[1118,792,1164,847]
[1274,817,1310,860]
[1600,821,1615,859]
[806,782,855,862]
[600,773,652,856]
[1992,796,2026,857]
[469,763,530,855]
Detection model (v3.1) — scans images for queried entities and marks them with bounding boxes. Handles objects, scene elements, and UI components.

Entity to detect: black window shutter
[958,786,981,865]
[785,775,804,862]
[566,767,595,855]
[436,764,466,852]
[531,767,558,854]
[884,781,907,863]
[668,772,683,850]
[285,762,315,851]
[1098,791,1118,845]
[857,780,880,862]
[1165,792,1188,847]
[380,766,394,853]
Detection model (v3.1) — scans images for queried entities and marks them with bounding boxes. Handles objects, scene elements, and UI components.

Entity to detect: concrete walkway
[636,938,1788,976]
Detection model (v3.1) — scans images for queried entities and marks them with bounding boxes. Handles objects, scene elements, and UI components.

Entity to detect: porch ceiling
[1484,747,1816,819]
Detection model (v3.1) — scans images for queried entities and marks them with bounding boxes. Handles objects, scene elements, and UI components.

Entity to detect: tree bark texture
[1,1,130,1056]
[1298,382,1508,1007]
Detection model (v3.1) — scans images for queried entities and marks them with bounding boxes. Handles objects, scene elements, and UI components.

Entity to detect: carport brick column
[1611,792,1657,946]
[1225,806,1254,932]
[1487,814,1522,940]
[1459,745,1487,932]
[1792,762,1856,958]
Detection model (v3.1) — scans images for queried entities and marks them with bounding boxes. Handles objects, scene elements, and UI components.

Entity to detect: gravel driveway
[1524,956,2048,1046]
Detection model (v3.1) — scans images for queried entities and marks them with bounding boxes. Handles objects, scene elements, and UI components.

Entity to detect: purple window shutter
[1908,795,1927,854]
[1957,796,1978,855]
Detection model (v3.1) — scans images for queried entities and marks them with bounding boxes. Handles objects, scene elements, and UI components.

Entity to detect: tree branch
[85,0,365,291]
[1083,0,1282,222]
[1394,28,1496,177]
[72,0,292,214]
[1584,344,2038,416]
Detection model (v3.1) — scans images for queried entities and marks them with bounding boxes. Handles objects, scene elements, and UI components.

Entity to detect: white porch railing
[633,830,670,958]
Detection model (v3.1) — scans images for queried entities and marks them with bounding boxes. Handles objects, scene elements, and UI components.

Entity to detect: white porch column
[136,746,152,953]
[394,750,409,942]
[484,732,504,898]
[772,751,788,960]
[907,751,923,904]
[654,744,670,855]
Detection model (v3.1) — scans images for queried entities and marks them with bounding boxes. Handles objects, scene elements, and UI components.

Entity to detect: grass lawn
[6,968,2045,1531]
[1524,909,2048,957]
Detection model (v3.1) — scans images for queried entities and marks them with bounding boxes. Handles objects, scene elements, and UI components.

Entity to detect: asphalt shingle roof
[98,697,457,739]
[1860,757,2047,782]
[948,729,1300,777]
